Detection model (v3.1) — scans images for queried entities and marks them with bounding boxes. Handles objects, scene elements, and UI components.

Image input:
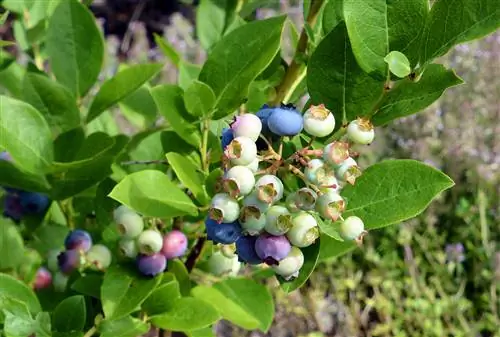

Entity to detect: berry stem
[82,326,96,337]
[271,0,325,105]
[201,119,210,173]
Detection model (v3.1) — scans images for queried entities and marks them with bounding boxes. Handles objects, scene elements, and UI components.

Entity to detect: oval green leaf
[52,295,86,332]
[384,51,411,78]
[108,170,198,218]
[98,316,149,337]
[166,152,209,205]
[0,273,41,315]
[184,80,216,117]
[0,218,25,270]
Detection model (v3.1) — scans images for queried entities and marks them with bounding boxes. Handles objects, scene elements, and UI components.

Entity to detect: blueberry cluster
[207,104,375,280]
[114,205,188,277]
[1,151,51,222]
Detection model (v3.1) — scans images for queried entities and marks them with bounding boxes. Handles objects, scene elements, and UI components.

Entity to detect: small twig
[82,326,96,337]
[185,237,207,272]
[121,159,169,166]
[120,0,147,54]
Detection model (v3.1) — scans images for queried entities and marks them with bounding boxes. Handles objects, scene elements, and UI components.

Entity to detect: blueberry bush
[0,0,499,336]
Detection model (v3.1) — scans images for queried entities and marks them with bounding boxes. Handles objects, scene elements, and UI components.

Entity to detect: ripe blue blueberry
[57,249,83,274]
[255,104,274,134]
[3,193,23,222]
[235,235,263,265]
[267,106,303,136]
[86,244,112,270]
[209,193,240,223]
[64,229,93,252]
[137,230,164,255]
[340,216,366,241]
[208,251,241,276]
[19,192,50,214]
[265,205,293,236]
[255,174,284,204]
[119,238,139,258]
[137,253,167,277]
[303,104,336,137]
[255,233,292,265]
[225,136,257,166]
[162,230,188,259]
[33,267,52,290]
[113,205,144,238]
[287,212,319,248]
[231,113,263,142]
[221,128,234,150]
[205,217,242,244]
[347,118,375,144]
[316,189,345,221]
[223,165,256,197]
[239,206,266,235]
[272,246,304,280]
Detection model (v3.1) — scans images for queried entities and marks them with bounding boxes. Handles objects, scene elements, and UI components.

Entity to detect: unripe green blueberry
[336,157,362,185]
[208,251,241,277]
[231,113,263,142]
[315,166,340,190]
[285,193,301,213]
[86,244,112,270]
[323,141,350,166]
[295,188,318,211]
[53,272,69,292]
[242,191,270,213]
[223,166,255,197]
[239,206,266,235]
[244,158,260,173]
[316,189,345,221]
[265,205,293,235]
[303,104,335,137]
[347,118,375,145]
[255,174,284,203]
[137,230,163,255]
[340,216,366,240]
[272,246,304,280]
[287,212,319,248]
[304,159,324,185]
[220,243,237,258]
[113,205,144,239]
[209,193,240,223]
[225,136,257,166]
[119,238,138,258]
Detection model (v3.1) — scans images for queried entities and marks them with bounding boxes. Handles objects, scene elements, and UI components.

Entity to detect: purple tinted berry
[57,250,82,274]
[205,217,242,244]
[19,192,50,214]
[231,113,262,142]
[162,230,188,259]
[267,106,303,137]
[221,128,234,150]
[254,233,291,265]
[3,194,23,222]
[255,105,274,134]
[0,151,12,162]
[64,229,93,252]
[235,236,262,265]
[33,267,52,290]
[137,253,167,277]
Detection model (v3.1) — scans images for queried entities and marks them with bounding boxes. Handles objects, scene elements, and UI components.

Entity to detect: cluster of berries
[113,205,188,277]
[0,152,51,222]
[206,104,374,280]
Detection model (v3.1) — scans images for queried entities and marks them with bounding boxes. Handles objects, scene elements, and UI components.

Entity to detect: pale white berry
[303,104,336,137]
[347,118,375,144]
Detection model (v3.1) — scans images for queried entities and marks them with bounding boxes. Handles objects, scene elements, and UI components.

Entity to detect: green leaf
[318,235,356,262]
[343,0,389,78]
[166,152,209,205]
[199,16,286,119]
[0,219,25,270]
[126,131,165,173]
[421,0,500,64]
[98,316,149,337]
[46,0,104,97]
[372,64,463,126]
[151,85,202,147]
[184,80,216,117]
[150,297,221,332]
[86,63,163,123]
[101,265,162,320]
[186,327,215,337]
[108,170,198,218]
[196,0,238,50]
[52,295,86,332]
[341,160,454,230]
[279,239,320,293]
[71,274,103,299]
[384,51,411,78]
[0,96,54,174]
[307,23,383,123]
[178,62,202,90]
[192,278,274,332]
[0,273,41,315]
[118,86,158,129]
[30,224,69,255]
[161,131,201,168]
[142,273,181,315]
[322,0,343,34]
[0,161,50,194]
[22,72,81,135]
[168,259,192,297]
[154,33,181,67]
[0,11,9,25]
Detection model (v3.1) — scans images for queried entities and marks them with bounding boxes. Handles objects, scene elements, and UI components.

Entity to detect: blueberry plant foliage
[0,0,498,336]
